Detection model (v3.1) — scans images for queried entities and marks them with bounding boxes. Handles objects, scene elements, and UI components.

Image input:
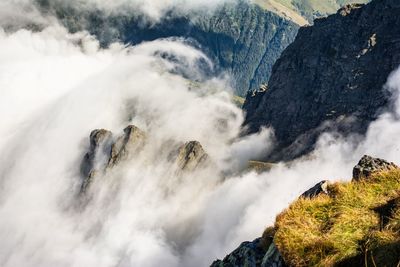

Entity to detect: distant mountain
[36,0,298,96]
[34,1,370,96]
[244,0,400,161]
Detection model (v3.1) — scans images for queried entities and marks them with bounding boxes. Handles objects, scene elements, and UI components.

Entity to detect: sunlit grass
[274,169,400,266]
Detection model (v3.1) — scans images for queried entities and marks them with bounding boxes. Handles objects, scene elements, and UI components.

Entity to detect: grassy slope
[274,169,400,266]
[254,0,370,24]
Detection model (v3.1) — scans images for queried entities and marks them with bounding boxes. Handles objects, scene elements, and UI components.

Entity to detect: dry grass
[274,169,400,266]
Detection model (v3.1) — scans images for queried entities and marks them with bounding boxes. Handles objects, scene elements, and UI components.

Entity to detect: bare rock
[301,180,329,199]
[80,125,146,193]
[352,155,398,181]
[174,141,209,171]
[80,129,112,179]
[108,125,146,167]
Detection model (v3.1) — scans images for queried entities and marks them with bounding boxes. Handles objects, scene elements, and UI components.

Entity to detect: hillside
[244,0,400,161]
[211,155,400,266]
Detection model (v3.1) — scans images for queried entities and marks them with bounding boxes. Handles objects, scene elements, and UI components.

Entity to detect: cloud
[1,3,400,267]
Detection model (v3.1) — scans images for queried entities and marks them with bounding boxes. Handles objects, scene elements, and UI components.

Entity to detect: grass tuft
[274,169,400,266]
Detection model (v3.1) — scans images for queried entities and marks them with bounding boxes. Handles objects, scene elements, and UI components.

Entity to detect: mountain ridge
[244,0,400,161]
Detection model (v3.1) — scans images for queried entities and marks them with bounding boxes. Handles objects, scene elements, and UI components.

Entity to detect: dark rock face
[210,238,267,267]
[244,0,400,160]
[35,1,298,96]
[301,180,329,198]
[80,129,112,178]
[352,155,398,181]
[210,232,286,267]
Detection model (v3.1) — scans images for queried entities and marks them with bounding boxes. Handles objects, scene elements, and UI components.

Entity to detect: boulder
[352,155,398,181]
[210,238,268,267]
[301,181,329,199]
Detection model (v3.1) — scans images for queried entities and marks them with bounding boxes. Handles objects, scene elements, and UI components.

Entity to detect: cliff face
[37,1,298,96]
[244,0,400,160]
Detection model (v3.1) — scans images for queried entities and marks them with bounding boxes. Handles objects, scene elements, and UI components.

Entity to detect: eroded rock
[81,129,112,180]
[108,125,146,167]
[80,125,146,193]
[352,155,398,181]
[174,141,209,171]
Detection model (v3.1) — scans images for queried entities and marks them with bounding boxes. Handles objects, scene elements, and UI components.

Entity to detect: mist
[1,2,400,267]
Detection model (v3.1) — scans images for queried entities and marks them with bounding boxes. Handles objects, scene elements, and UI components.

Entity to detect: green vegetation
[274,169,400,266]
[247,160,276,173]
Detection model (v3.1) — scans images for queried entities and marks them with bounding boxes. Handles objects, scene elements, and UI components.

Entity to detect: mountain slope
[244,0,400,161]
[211,155,400,267]
[36,1,298,96]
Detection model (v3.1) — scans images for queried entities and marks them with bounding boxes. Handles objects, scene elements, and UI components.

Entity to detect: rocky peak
[80,127,210,193]
[174,141,209,172]
[352,155,398,181]
[80,125,146,193]
[80,129,112,179]
[108,125,146,167]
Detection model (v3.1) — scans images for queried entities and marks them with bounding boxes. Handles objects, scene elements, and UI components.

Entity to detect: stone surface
[80,125,146,193]
[174,141,209,171]
[352,155,398,181]
[210,238,268,267]
[81,129,112,181]
[108,125,146,167]
[244,0,400,160]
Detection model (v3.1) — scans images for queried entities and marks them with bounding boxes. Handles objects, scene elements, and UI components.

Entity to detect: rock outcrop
[173,141,209,172]
[352,155,398,181]
[108,125,146,167]
[80,125,210,193]
[80,125,145,193]
[244,0,400,160]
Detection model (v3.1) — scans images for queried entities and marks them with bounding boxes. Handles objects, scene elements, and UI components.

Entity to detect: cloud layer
[0,2,400,267]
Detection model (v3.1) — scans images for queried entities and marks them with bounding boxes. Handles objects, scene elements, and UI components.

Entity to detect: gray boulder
[301,180,329,199]
[352,155,398,181]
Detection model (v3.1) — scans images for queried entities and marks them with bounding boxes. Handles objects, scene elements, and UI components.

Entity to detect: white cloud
[1,3,400,267]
